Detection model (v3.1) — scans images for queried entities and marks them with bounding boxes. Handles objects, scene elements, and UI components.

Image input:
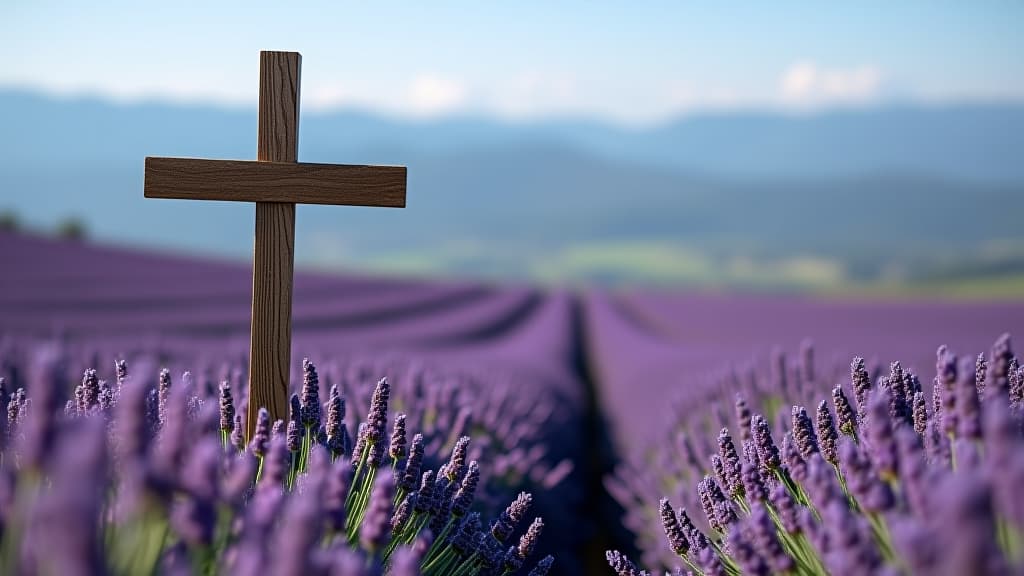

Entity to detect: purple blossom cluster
[607,333,1024,575]
[0,347,559,576]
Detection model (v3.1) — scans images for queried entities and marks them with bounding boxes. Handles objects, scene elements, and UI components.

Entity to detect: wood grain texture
[247,51,301,439]
[144,157,407,207]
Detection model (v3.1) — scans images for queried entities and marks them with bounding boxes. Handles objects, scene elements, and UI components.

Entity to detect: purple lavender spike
[219,382,235,433]
[259,435,288,490]
[222,452,257,507]
[389,413,408,462]
[451,460,480,517]
[606,550,643,576]
[851,357,872,419]
[734,394,752,443]
[286,419,302,453]
[911,390,927,437]
[443,436,470,483]
[936,346,958,439]
[741,460,768,503]
[516,517,544,560]
[300,358,321,429]
[821,498,882,576]
[389,547,420,576]
[832,385,857,438]
[360,471,396,554]
[975,352,988,398]
[782,431,807,483]
[491,491,531,543]
[957,356,982,440]
[840,438,894,513]
[751,414,781,473]
[158,367,171,427]
[249,407,270,458]
[79,369,99,411]
[414,470,436,515]
[865,389,898,478]
[717,428,743,497]
[230,413,246,452]
[400,433,425,492]
[791,405,819,458]
[709,454,728,496]
[769,483,799,534]
[936,473,1008,575]
[659,498,688,556]
[391,491,416,536]
[816,400,839,465]
[323,458,352,531]
[33,417,107,576]
[528,555,555,576]
[170,440,220,547]
[726,525,769,576]
[366,377,390,442]
[270,468,324,576]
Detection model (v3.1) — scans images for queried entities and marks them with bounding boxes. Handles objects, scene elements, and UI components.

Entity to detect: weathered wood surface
[248,51,301,439]
[144,158,407,207]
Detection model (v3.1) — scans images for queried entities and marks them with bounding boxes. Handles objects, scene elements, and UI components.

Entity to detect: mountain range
[2,90,1023,288]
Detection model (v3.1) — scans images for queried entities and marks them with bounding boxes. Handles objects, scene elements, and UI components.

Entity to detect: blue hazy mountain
[2,90,1023,286]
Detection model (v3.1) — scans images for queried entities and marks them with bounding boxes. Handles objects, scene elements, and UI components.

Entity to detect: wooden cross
[143,51,407,438]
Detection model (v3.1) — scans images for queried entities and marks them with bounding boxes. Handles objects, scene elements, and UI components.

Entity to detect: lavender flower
[751,414,780,473]
[414,470,436,515]
[865,390,898,479]
[400,433,425,492]
[937,346,958,436]
[230,413,246,452]
[360,471,396,554]
[734,394,752,443]
[851,356,872,419]
[249,407,270,458]
[259,435,289,489]
[832,385,857,438]
[389,413,408,462]
[218,382,235,433]
[492,491,531,543]
[726,525,769,576]
[158,367,172,427]
[606,550,643,576]
[717,428,743,497]
[299,358,321,429]
[451,460,480,517]
[517,517,544,560]
[815,400,839,465]
[769,482,799,534]
[659,498,688,556]
[286,419,302,453]
[957,356,982,440]
[911,390,927,436]
[975,352,988,398]
[791,405,819,458]
[443,436,470,483]
[528,555,554,576]
[840,438,894,513]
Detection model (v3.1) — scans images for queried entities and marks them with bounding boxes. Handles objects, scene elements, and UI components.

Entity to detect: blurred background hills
[3,89,1023,294]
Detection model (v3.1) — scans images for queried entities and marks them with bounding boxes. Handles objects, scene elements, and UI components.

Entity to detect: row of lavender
[607,333,1024,575]
[0,342,566,575]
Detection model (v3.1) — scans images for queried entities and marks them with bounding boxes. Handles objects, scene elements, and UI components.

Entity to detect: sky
[2,2,1023,125]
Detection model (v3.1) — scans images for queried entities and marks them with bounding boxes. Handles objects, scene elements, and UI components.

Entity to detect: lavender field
[2,230,1024,575]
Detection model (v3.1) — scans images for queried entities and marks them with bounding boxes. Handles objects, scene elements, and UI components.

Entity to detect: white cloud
[779,61,883,107]
[406,74,467,116]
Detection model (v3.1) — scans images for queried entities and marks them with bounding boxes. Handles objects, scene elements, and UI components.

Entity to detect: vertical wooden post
[247,51,301,439]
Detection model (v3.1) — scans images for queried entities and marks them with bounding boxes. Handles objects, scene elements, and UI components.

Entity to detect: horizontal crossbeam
[144,157,407,207]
